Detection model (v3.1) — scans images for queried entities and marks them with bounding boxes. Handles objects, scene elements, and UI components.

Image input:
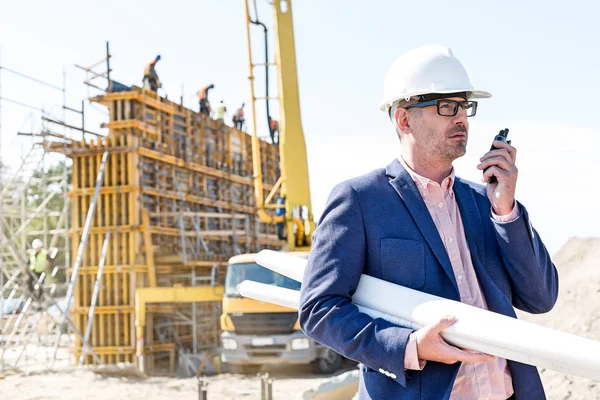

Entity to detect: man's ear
[394,108,412,134]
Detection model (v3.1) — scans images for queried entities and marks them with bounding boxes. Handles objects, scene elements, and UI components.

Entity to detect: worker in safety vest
[197,84,214,116]
[27,239,51,299]
[143,55,162,92]
[213,100,227,123]
[276,197,285,240]
[232,103,245,131]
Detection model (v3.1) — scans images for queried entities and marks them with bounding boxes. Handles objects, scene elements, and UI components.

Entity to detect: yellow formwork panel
[63,88,284,372]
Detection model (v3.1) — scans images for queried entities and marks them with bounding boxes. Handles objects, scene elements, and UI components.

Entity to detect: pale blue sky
[1,0,599,254]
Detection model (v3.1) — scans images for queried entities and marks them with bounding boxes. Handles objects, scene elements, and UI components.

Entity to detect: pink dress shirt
[399,157,516,400]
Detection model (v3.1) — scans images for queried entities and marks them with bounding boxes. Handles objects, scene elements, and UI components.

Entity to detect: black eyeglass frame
[403,99,478,117]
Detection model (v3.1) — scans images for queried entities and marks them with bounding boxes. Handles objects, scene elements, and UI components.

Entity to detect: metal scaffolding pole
[51,151,109,365]
[79,230,110,365]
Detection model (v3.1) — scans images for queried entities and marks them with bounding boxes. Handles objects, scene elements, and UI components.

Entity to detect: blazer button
[390,373,397,379]
[378,368,385,374]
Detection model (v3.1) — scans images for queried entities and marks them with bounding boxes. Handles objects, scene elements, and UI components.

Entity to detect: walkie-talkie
[485,128,510,184]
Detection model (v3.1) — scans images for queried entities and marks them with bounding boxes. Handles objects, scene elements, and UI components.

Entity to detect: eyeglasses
[404,99,478,117]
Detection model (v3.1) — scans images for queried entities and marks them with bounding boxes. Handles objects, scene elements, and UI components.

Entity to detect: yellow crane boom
[243,0,314,251]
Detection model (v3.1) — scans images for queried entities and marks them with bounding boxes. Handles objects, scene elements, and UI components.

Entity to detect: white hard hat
[380,44,491,113]
[32,239,43,249]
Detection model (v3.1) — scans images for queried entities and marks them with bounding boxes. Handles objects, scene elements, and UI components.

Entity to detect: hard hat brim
[469,90,492,99]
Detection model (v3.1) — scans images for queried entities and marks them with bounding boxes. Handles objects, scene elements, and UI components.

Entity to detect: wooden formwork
[50,87,284,369]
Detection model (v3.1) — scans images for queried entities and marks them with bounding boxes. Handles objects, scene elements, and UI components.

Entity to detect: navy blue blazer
[299,159,558,400]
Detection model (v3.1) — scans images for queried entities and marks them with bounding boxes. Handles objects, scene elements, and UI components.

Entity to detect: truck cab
[219,252,342,374]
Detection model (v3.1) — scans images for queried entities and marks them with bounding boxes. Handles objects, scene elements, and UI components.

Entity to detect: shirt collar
[397,156,455,197]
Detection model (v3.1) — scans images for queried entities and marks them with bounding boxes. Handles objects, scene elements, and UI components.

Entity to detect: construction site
[0,0,327,395]
[1,1,600,400]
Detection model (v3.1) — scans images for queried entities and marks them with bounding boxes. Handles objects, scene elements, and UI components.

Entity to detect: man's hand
[414,315,495,364]
[477,141,518,215]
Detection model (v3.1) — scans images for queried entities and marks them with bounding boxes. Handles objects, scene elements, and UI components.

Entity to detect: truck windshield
[225,262,301,297]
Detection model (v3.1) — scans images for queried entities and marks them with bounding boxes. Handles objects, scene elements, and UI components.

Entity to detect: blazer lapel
[385,159,458,293]
[453,179,511,314]
[453,178,485,271]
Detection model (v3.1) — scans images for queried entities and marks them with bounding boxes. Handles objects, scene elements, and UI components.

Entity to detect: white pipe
[255,250,305,282]
[239,280,416,330]
[239,280,300,310]
[252,250,600,381]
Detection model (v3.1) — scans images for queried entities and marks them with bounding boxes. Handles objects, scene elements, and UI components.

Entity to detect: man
[213,100,227,123]
[298,45,558,400]
[143,55,162,92]
[232,103,245,131]
[198,84,215,116]
[27,239,50,300]
[268,117,279,144]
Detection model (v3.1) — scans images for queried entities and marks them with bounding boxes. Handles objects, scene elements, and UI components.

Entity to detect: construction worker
[143,55,162,92]
[276,197,285,240]
[197,84,215,116]
[27,239,50,299]
[232,103,245,131]
[268,117,279,144]
[213,100,227,123]
[298,45,557,400]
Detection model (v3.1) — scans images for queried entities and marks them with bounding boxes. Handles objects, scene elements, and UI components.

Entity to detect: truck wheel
[313,348,342,374]
[230,364,262,374]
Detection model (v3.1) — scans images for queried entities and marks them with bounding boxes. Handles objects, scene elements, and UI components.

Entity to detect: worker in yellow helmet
[213,100,227,123]
[197,84,215,116]
[27,239,51,299]
[143,55,162,92]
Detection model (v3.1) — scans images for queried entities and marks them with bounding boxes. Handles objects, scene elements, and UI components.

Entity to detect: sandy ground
[1,237,600,399]
[517,237,600,400]
[0,359,358,400]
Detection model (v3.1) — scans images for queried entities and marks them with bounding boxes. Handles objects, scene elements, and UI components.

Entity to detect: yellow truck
[219,253,342,374]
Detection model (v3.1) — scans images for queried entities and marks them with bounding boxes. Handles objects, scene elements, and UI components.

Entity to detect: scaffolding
[1,41,285,375]
[0,143,70,290]
[0,140,77,375]
[0,55,80,374]
[0,51,73,295]
[46,78,284,372]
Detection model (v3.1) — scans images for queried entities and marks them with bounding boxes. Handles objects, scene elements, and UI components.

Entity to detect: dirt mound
[517,237,600,399]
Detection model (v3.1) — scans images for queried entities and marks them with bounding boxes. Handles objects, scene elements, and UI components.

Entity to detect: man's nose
[452,106,468,125]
